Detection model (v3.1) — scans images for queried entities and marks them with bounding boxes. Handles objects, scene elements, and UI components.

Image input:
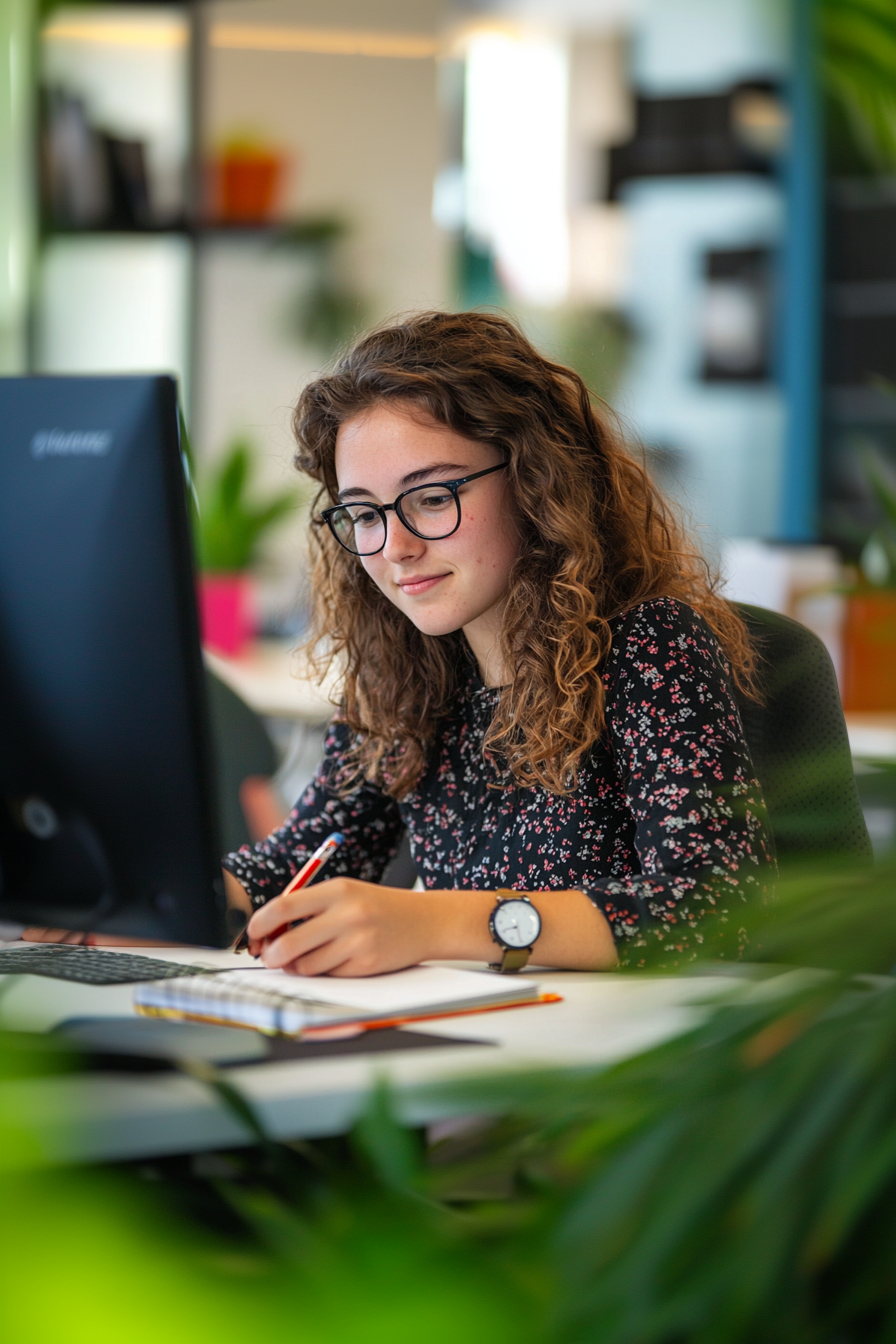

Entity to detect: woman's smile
[396,571,451,595]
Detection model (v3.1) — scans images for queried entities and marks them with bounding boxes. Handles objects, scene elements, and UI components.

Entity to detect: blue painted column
[779,0,824,540]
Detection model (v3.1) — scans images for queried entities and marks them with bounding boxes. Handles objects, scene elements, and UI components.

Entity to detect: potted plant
[213,132,288,224]
[196,438,299,658]
[842,446,896,711]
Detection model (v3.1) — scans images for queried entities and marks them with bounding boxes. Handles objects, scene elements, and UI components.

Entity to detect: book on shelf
[134,963,557,1038]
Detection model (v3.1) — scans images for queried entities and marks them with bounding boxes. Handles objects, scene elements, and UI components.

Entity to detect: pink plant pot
[198,572,254,658]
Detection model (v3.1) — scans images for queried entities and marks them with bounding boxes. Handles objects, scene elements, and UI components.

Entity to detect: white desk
[0,949,737,1166]
[205,640,339,723]
[845,713,896,762]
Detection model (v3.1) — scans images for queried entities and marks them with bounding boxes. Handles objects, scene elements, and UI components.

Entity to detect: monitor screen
[0,375,228,946]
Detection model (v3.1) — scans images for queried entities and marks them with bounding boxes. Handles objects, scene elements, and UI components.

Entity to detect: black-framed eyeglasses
[318,462,508,556]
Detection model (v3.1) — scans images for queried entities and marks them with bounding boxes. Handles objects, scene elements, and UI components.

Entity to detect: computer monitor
[0,375,229,946]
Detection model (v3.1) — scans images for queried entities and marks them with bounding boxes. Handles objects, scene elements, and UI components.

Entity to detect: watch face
[493,899,541,949]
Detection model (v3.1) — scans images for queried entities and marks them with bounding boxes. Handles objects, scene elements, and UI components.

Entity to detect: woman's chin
[400,606,466,639]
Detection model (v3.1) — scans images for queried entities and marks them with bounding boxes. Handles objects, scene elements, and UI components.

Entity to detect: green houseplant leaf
[196,438,301,574]
[855,442,896,587]
[821,0,896,169]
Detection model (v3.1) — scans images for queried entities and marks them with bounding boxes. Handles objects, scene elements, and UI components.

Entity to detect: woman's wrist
[422,887,617,971]
[223,869,253,917]
[425,889,497,962]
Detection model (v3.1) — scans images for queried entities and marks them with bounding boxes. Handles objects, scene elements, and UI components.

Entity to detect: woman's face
[333,403,520,665]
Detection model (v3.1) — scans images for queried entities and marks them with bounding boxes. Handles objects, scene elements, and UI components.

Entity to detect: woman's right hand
[21,926,92,944]
[20,927,174,946]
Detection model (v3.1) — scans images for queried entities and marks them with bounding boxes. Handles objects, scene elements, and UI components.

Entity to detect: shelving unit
[821,181,896,551]
[35,5,197,397]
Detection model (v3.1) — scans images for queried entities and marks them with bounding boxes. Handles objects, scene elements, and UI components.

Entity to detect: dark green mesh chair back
[205,670,278,855]
[734,603,872,868]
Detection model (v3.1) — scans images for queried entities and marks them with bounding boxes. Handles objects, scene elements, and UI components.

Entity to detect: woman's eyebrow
[337,462,470,501]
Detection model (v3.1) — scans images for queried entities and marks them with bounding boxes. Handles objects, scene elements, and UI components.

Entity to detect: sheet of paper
[207,964,537,1013]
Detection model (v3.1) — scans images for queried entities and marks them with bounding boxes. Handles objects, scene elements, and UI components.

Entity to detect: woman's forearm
[223,869,253,917]
[427,887,618,971]
[246,878,619,976]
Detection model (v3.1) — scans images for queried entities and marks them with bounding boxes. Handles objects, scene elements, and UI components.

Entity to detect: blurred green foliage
[857,440,896,588]
[821,0,896,171]
[195,438,300,575]
[0,1032,529,1344]
[4,861,896,1342]
[550,307,634,408]
[275,216,367,355]
[509,304,634,410]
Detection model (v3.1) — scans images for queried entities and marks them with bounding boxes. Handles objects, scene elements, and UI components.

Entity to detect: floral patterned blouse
[223,598,775,964]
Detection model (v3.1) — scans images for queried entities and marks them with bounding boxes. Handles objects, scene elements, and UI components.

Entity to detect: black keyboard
[0,945,219,985]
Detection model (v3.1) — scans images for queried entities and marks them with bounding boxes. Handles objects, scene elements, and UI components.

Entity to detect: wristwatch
[488,890,542,973]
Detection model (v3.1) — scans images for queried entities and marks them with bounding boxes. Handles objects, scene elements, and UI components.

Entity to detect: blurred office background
[2,0,896,840]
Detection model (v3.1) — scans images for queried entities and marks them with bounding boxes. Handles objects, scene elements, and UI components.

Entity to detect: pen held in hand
[234,831,344,953]
[281,830,345,900]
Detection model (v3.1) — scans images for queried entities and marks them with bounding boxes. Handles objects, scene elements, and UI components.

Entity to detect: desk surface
[204,640,339,723]
[0,946,739,1166]
[844,712,896,761]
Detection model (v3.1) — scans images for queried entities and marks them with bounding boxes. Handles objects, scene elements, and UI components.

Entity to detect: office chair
[205,671,281,854]
[734,603,872,869]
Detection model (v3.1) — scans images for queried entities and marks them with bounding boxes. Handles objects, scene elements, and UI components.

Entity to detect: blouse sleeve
[221,720,404,908]
[583,598,775,965]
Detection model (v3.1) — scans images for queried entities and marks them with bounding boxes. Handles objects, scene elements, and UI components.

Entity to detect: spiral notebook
[134,964,555,1038]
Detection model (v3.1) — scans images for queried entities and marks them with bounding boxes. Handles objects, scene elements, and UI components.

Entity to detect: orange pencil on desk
[235,831,344,951]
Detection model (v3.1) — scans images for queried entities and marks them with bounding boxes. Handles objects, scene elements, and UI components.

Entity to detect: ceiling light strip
[209,26,438,59]
[42,21,187,48]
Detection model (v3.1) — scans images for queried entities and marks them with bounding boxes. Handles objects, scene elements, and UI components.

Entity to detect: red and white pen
[281,831,344,899]
[235,831,344,951]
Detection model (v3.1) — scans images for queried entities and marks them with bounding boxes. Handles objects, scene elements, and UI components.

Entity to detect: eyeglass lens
[330,482,461,555]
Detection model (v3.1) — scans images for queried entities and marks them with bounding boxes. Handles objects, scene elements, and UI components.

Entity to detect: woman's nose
[381,510,425,562]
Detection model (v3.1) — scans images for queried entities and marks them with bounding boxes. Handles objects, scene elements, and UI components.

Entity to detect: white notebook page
[193,964,537,1013]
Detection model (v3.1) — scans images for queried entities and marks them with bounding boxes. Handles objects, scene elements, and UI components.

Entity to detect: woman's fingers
[21,928,184,947]
[21,927,88,944]
[244,880,431,978]
[246,880,337,941]
[280,939,356,978]
[261,909,346,970]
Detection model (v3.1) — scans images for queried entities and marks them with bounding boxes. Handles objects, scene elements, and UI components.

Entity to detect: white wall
[36,235,192,389]
[632,0,788,94]
[195,0,451,622]
[198,0,450,459]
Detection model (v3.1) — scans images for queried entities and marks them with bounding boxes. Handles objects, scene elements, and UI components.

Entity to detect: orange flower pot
[216,152,284,223]
[842,590,896,711]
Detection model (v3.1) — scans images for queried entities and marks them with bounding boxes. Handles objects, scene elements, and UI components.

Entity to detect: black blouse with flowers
[223,598,775,964]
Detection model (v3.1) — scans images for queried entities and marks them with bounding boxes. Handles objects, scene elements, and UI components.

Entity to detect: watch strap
[489,946,532,974]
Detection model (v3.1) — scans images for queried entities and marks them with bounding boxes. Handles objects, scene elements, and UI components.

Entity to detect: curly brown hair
[293,310,756,799]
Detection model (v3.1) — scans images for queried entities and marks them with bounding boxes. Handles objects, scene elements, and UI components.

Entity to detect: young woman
[225,310,774,977]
